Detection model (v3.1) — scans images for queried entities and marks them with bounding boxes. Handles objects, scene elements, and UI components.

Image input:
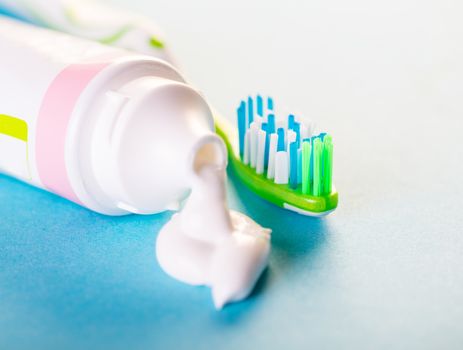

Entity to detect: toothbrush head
[216,95,338,216]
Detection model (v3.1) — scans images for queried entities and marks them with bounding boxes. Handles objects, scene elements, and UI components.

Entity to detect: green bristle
[312,138,322,196]
[302,141,311,194]
[323,136,333,194]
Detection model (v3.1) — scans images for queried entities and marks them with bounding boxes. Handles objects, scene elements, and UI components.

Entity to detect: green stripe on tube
[301,141,311,194]
[0,114,28,141]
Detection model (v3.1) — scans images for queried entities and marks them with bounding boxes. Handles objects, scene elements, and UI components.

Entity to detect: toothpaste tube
[0,17,225,215]
[0,0,174,63]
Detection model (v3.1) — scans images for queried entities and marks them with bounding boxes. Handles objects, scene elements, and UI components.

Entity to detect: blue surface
[2,148,463,349]
[0,169,328,350]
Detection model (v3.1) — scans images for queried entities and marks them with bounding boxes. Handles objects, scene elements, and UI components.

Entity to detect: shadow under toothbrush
[226,164,331,284]
[227,165,330,252]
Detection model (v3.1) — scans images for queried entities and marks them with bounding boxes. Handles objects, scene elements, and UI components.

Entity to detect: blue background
[1,0,463,349]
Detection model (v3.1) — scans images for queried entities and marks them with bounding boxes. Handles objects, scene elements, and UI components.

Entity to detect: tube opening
[191,135,227,175]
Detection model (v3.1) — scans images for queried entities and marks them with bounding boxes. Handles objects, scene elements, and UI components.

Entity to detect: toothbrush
[0,0,338,216]
[215,97,337,216]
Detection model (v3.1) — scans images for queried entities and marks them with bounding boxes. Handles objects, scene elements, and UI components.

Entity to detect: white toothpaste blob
[156,163,271,309]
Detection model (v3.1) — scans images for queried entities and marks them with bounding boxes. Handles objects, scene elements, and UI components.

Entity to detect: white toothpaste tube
[0,0,174,63]
[0,17,226,215]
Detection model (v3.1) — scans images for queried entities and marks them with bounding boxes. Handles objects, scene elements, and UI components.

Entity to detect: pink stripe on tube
[36,62,110,204]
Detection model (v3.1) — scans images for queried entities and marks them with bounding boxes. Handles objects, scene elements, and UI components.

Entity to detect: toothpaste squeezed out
[156,164,271,309]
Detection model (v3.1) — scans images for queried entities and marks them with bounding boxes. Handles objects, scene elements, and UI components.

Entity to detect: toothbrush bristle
[257,95,264,116]
[247,96,254,126]
[237,101,246,159]
[267,97,274,110]
[236,95,334,196]
[289,141,298,189]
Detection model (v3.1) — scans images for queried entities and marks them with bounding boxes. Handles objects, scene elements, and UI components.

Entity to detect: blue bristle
[261,123,267,131]
[237,101,246,159]
[257,95,263,116]
[318,132,327,141]
[267,97,274,110]
[277,128,285,151]
[293,122,301,147]
[289,141,298,189]
[267,114,276,133]
[264,126,273,168]
[288,114,295,130]
[247,96,254,126]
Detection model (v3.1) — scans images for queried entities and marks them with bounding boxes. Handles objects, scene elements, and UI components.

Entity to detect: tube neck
[88,75,225,214]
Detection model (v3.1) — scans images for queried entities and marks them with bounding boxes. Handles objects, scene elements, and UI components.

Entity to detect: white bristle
[250,122,259,168]
[287,130,297,147]
[297,149,302,184]
[243,130,250,165]
[256,130,266,174]
[286,130,297,172]
[274,151,289,184]
[267,133,278,179]
[308,121,317,137]
[300,123,309,140]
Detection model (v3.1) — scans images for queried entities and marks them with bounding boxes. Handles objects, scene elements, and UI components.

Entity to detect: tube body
[0,0,173,62]
[0,18,224,215]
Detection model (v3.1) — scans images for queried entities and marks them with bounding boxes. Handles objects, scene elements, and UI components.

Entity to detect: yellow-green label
[0,114,28,141]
